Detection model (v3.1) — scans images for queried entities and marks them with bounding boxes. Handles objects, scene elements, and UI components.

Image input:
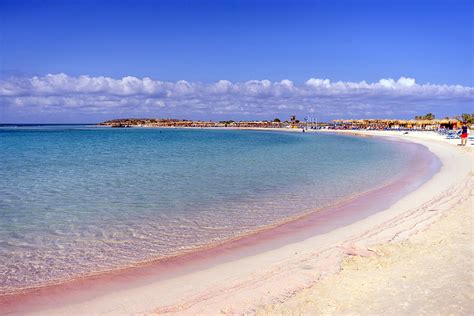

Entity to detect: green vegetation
[415,113,435,120]
[456,113,474,124]
[219,120,235,125]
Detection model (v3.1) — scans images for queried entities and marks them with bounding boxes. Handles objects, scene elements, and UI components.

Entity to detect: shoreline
[0,129,468,313]
[0,133,427,296]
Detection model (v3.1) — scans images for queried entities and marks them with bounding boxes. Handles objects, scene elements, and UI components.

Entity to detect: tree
[415,113,435,120]
[273,118,281,122]
[456,113,474,124]
[219,120,235,124]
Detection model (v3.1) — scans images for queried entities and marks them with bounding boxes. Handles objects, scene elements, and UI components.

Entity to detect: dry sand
[3,130,472,315]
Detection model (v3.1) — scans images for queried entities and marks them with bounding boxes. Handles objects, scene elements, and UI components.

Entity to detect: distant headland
[98,113,472,131]
[97,117,303,129]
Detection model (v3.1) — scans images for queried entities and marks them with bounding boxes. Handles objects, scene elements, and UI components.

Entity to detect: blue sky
[0,0,473,123]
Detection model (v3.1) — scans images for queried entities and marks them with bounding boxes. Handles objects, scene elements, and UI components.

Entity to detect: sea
[0,125,414,293]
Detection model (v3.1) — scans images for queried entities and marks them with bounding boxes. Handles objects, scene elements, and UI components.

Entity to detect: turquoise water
[0,126,411,293]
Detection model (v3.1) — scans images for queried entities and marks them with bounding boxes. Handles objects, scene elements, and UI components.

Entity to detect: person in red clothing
[460,123,469,146]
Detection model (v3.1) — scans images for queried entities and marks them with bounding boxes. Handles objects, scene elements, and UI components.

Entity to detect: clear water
[0,126,411,293]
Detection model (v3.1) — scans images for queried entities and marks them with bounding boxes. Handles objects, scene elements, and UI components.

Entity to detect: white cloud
[0,73,472,119]
[305,78,331,88]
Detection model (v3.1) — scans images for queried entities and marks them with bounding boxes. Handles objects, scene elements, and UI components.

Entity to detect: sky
[0,0,473,123]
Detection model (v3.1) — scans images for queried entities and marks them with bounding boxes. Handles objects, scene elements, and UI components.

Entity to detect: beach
[3,0,472,313]
[3,0,473,313]
[1,129,472,315]
[258,130,473,315]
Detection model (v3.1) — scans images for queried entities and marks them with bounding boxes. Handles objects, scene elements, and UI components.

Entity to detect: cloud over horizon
[1,73,472,122]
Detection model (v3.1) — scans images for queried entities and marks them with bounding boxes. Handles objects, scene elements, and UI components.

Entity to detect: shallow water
[0,126,411,293]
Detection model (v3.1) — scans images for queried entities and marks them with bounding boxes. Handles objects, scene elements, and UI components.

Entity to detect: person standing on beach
[460,123,469,146]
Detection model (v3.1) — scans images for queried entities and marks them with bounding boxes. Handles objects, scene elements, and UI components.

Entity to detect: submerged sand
[1,130,472,315]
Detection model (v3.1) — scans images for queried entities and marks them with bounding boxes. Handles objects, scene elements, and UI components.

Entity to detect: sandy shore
[258,130,473,315]
[1,130,472,315]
